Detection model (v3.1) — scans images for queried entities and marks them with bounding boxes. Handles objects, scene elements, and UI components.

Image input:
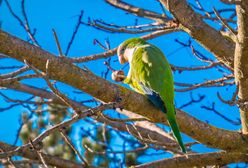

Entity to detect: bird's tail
[167,113,187,153]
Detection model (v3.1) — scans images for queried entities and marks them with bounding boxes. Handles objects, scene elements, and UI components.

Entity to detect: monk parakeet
[116,38,186,153]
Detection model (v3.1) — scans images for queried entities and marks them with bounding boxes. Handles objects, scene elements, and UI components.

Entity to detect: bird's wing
[128,44,174,109]
[138,82,167,113]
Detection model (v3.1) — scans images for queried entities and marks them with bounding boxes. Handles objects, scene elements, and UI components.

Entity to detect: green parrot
[116,38,186,153]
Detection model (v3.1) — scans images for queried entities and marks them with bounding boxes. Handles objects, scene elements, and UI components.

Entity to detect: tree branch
[0,80,180,152]
[71,29,176,63]
[0,141,86,168]
[0,29,248,152]
[134,151,248,168]
[105,0,168,23]
[234,2,248,133]
[159,0,235,70]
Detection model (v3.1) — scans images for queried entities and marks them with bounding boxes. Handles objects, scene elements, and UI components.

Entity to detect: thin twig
[65,10,84,56]
[213,7,238,41]
[93,39,110,51]
[201,102,241,125]
[21,0,39,46]
[175,75,234,92]
[179,92,205,109]
[29,139,48,168]
[86,19,174,34]
[24,59,80,113]
[52,29,64,56]
[60,129,88,167]
[171,62,221,72]
[105,0,167,22]
[2,74,39,83]
[0,65,30,79]
[83,143,148,155]
[71,29,177,63]
[217,85,239,106]
[4,0,39,46]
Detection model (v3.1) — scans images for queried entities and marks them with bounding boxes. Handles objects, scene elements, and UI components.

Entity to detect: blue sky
[0,0,241,166]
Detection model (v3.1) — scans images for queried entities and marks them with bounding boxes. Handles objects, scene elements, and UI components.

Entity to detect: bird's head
[117,38,147,64]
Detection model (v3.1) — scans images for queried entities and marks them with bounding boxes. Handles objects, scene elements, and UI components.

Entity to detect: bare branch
[1,74,39,83]
[213,7,237,41]
[175,75,234,92]
[0,79,179,152]
[52,29,64,56]
[60,129,88,167]
[105,0,168,22]
[171,62,221,72]
[21,0,39,45]
[71,29,178,63]
[29,139,48,168]
[0,141,86,168]
[85,19,179,34]
[1,29,248,152]
[4,0,39,46]
[159,0,235,69]
[217,85,239,106]
[0,103,115,159]
[0,65,29,79]
[24,59,81,113]
[65,10,84,56]
[134,151,248,168]
[179,92,205,109]
[201,102,241,125]
[84,143,148,155]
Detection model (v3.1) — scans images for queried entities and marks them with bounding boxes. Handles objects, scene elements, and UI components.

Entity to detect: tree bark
[135,151,248,168]
[235,2,248,133]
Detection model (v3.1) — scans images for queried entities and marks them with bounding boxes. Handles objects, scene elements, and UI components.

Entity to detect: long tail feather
[167,114,187,153]
[139,83,186,153]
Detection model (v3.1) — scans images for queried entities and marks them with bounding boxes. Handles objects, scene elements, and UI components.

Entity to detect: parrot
[115,37,186,153]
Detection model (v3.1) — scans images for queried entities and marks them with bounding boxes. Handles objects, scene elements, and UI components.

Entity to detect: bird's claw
[111,70,126,82]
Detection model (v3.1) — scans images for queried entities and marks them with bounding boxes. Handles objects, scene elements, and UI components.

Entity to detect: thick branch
[0,81,178,151]
[135,151,248,168]
[0,141,84,168]
[1,30,248,152]
[235,2,248,133]
[159,0,235,69]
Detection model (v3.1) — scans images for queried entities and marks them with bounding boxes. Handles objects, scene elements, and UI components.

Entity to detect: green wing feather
[124,44,186,153]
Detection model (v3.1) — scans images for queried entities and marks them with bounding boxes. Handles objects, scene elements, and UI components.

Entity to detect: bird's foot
[111,70,126,82]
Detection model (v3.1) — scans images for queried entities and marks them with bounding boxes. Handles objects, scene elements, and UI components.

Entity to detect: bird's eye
[121,48,125,54]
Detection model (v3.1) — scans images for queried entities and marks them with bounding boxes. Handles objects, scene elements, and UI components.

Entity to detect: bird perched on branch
[112,38,186,153]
